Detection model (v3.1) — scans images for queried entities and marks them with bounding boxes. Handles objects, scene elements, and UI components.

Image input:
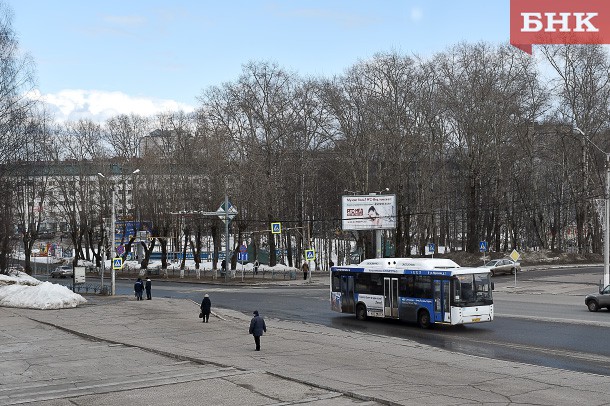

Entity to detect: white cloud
[410,7,423,22]
[28,89,195,123]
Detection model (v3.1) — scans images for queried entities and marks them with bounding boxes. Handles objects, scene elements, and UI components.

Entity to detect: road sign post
[479,241,488,263]
[510,249,520,287]
[305,249,316,282]
[428,243,435,258]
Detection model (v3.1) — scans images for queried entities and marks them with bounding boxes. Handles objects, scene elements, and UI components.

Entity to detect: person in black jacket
[145,278,152,300]
[134,278,144,301]
[249,310,267,351]
[200,294,211,323]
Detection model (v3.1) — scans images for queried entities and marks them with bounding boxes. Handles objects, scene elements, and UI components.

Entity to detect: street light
[98,168,140,295]
[97,172,116,295]
[575,126,610,287]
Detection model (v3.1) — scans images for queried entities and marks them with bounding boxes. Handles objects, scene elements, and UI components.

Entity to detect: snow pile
[0,271,87,310]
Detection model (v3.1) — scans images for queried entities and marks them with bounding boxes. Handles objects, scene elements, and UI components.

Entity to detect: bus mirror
[491,282,495,291]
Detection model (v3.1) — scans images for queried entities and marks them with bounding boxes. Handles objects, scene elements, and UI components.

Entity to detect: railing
[106,265,300,280]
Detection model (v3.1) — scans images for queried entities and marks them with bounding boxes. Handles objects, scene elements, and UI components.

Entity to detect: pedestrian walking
[301,262,309,280]
[221,259,226,275]
[134,278,144,301]
[145,278,152,300]
[254,259,259,275]
[249,310,267,351]
[200,294,211,323]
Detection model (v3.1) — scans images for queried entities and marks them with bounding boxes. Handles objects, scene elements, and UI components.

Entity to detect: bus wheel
[417,310,431,329]
[356,304,367,321]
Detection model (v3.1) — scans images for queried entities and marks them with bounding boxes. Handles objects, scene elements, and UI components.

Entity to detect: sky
[8,1,510,122]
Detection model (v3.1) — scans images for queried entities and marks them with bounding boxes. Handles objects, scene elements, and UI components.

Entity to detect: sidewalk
[3,292,610,405]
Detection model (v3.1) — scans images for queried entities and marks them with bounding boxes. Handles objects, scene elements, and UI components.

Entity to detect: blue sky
[9,1,510,121]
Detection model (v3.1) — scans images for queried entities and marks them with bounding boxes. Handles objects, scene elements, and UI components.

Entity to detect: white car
[50,265,73,278]
[479,259,521,276]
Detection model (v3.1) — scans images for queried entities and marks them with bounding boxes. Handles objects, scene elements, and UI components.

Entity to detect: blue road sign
[428,243,435,253]
[112,257,123,270]
[238,252,248,261]
[305,249,316,260]
[271,222,281,234]
[479,241,488,252]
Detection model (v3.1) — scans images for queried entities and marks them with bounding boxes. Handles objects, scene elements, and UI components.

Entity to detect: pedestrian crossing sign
[479,241,488,253]
[112,257,123,270]
[305,249,316,260]
[271,222,282,234]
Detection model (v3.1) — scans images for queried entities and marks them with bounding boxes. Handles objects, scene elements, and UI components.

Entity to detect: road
[38,266,610,376]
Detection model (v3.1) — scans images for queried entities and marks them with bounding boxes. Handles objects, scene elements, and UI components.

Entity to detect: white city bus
[330,258,493,328]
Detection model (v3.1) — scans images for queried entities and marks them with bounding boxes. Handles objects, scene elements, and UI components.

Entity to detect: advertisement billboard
[342,195,397,230]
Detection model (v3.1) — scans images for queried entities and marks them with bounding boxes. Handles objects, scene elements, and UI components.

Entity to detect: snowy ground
[0,270,86,310]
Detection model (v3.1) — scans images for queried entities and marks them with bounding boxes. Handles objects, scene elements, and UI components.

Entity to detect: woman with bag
[200,294,211,323]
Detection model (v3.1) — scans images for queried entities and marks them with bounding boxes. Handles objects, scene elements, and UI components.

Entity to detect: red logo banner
[510,0,610,54]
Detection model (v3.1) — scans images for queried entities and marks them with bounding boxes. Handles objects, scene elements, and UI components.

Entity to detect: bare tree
[104,114,150,159]
[541,44,610,254]
[0,1,37,272]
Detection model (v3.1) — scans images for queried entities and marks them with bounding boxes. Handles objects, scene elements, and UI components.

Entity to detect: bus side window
[399,275,414,297]
[413,276,431,298]
[369,274,384,295]
[355,273,371,294]
[332,274,341,292]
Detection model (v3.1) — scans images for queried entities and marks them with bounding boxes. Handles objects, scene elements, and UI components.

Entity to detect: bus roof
[359,257,460,269]
[332,258,490,276]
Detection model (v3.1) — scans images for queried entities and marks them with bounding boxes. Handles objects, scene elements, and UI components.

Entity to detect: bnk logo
[510,0,610,54]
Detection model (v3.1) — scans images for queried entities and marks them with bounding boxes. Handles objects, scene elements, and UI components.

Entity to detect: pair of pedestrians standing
[134,278,152,300]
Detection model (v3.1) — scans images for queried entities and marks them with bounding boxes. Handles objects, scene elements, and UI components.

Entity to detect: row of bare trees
[2,32,610,273]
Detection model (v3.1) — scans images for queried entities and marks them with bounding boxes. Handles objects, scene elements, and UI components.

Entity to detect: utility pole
[111,181,116,295]
[575,127,609,287]
[225,179,229,283]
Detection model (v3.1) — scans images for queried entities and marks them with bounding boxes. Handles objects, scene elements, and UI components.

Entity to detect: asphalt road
[37,266,610,376]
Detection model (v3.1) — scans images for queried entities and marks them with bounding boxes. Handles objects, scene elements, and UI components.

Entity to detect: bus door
[433,279,451,323]
[384,277,399,318]
[341,275,355,313]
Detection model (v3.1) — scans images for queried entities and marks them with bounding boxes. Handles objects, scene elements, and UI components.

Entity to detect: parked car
[50,265,73,278]
[479,259,521,276]
[585,285,610,312]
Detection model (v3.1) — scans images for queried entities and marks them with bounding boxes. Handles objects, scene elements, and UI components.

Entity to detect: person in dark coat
[134,278,144,301]
[301,262,309,280]
[249,310,267,351]
[145,278,152,300]
[200,294,211,323]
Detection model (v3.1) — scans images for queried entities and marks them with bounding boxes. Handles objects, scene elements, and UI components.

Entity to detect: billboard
[342,195,397,231]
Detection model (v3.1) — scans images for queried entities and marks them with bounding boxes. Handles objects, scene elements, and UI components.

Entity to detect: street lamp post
[98,168,140,296]
[575,127,610,287]
[98,172,117,295]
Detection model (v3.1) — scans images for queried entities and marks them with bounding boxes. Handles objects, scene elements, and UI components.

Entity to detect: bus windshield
[454,273,492,306]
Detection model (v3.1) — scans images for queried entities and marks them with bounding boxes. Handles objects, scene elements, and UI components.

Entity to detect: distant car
[50,265,73,278]
[585,285,610,312]
[479,259,521,276]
